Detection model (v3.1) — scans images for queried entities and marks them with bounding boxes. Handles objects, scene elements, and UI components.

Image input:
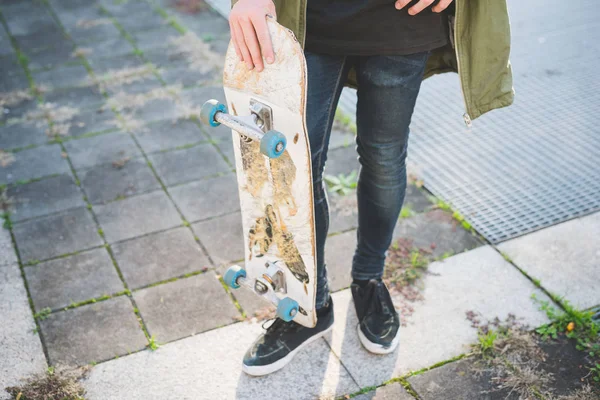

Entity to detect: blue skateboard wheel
[276,297,299,321]
[224,265,246,289]
[200,99,227,127]
[260,130,286,158]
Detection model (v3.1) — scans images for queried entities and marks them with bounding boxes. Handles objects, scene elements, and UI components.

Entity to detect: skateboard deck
[219,19,316,327]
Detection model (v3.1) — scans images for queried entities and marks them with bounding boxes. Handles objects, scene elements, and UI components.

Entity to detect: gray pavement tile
[66,21,123,44]
[0,96,39,125]
[102,76,163,97]
[0,29,14,57]
[6,174,84,223]
[101,0,154,17]
[13,26,69,53]
[328,191,358,234]
[40,296,148,366]
[132,97,181,124]
[214,135,235,166]
[83,320,358,400]
[143,47,187,68]
[133,273,240,343]
[329,129,355,151]
[0,121,48,150]
[114,10,166,33]
[63,131,141,170]
[404,184,435,213]
[179,86,226,113]
[130,26,179,52]
[192,212,243,267]
[324,230,356,292]
[94,189,182,243]
[25,43,77,71]
[0,263,47,396]
[325,145,360,177]
[66,106,117,136]
[326,246,553,388]
[0,143,70,185]
[160,62,219,87]
[13,207,103,263]
[112,227,209,289]
[3,4,55,36]
[0,58,29,92]
[0,227,17,267]
[174,10,230,39]
[497,211,600,309]
[81,37,136,63]
[79,157,161,204]
[31,64,91,90]
[25,248,123,311]
[148,143,231,186]
[229,284,273,320]
[393,209,483,259]
[134,119,205,153]
[88,53,145,74]
[43,86,105,110]
[352,382,415,400]
[408,357,518,400]
[169,174,240,222]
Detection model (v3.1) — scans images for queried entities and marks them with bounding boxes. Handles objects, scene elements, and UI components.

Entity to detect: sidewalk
[1,0,599,399]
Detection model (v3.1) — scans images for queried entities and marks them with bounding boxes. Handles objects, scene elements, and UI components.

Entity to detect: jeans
[305,50,430,309]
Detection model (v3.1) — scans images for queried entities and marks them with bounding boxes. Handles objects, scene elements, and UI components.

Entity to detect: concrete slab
[13,207,103,264]
[0,226,17,267]
[497,212,600,309]
[325,246,553,388]
[40,296,148,366]
[148,143,230,187]
[64,131,142,171]
[43,86,105,110]
[133,273,240,343]
[0,143,71,185]
[94,190,182,243]
[169,174,240,222]
[192,212,244,267]
[0,121,48,151]
[134,119,205,153]
[352,382,415,400]
[25,248,123,311]
[324,230,356,292]
[112,227,210,289]
[83,321,359,400]
[31,64,91,90]
[0,264,47,399]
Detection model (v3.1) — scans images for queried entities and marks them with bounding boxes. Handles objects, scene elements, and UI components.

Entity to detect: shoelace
[262,318,297,337]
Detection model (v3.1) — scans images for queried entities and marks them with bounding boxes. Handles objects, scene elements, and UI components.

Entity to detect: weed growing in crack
[24,103,80,138]
[148,335,159,351]
[34,307,52,320]
[4,366,88,400]
[324,171,357,196]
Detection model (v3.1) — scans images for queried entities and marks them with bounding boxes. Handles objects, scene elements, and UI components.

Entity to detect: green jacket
[233,0,514,123]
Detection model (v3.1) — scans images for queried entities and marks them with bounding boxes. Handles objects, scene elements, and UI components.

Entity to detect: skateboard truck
[200,99,287,159]
[223,264,299,322]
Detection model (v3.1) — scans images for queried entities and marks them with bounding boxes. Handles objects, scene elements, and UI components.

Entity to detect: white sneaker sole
[357,324,399,355]
[242,324,334,377]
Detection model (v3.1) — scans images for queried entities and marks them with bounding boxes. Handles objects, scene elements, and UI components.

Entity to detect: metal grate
[206,0,600,243]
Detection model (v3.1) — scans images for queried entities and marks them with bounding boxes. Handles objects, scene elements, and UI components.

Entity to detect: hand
[229,0,277,72]
[395,0,453,15]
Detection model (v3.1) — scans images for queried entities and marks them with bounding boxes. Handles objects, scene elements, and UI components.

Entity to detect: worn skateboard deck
[222,19,317,327]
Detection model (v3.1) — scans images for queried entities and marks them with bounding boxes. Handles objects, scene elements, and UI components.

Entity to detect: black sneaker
[242,297,334,376]
[351,279,400,354]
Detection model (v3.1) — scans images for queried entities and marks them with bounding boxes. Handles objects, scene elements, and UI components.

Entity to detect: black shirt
[305,0,449,56]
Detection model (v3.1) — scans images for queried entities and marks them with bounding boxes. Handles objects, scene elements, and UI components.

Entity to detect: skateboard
[200,19,317,328]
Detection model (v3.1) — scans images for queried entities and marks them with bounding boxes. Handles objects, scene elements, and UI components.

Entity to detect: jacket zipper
[453,1,472,127]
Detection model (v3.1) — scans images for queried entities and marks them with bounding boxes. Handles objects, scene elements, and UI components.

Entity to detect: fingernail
[266,57,274,64]
[247,64,253,70]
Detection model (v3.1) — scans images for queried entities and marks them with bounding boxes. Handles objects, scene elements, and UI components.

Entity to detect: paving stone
[43,86,105,110]
[25,43,77,71]
[6,174,84,223]
[149,143,231,186]
[77,37,135,62]
[133,273,240,343]
[326,246,553,388]
[404,184,435,213]
[179,86,226,112]
[25,248,123,311]
[497,211,600,309]
[0,96,39,124]
[169,174,240,222]
[328,191,358,234]
[80,157,161,204]
[130,26,179,52]
[102,0,155,17]
[0,29,14,57]
[324,230,356,292]
[192,212,243,267]
[0,121,48,150]
[160,62,220,87]
[174,9,230,39]
[66,21,123,44]
[352,382,415,400]
[329,127,355,150]
[143,47,187,68]
[94,190,181,243]
[102,76,164,97]
[66,106,117,136]
[0,143,70,185]
[32,64,91,90]
[133,97,181,124]
[115,11,169,33]
[229,284,273,320]
[325,145,360,177]
[214,135,235,167]
[88,53,145,74]
[134,118,205,153]
[408,357,518,400]
[393,209,483,259]
[0,58,29,92]
[40,296,148,366]
[83,320,358,400]
[112,227,209,289]
[0,263,47,397]
[64,131,141,170]
[13,207,103,263]
[0,227,17,267]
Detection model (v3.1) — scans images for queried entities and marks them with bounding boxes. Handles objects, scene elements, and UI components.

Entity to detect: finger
[432,0,453,12]
[394,0,411,10]
[408,0,435,15]
[233,20,253,69]
[229,21,242,61]
[239,17,264,71]
[252,14,275,64]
